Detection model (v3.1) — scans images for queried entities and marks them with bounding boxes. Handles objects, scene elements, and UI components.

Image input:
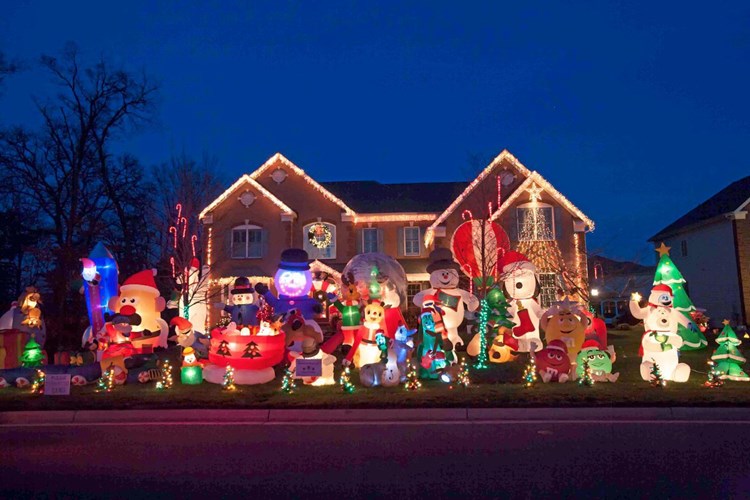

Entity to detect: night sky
[2,1,749,263]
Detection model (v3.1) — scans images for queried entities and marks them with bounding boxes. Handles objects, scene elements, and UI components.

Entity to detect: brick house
[650,175,750,327]
[199,150,594,327]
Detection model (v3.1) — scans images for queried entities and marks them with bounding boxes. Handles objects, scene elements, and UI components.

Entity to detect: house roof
[198,175,296,220]
[650,175,750,240]
[250,153,356,216]
[321,181,467,213]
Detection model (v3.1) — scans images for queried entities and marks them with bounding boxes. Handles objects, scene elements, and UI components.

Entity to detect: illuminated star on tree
[723,319,730,326]
[655,242,671,257]
[526,183,543,202]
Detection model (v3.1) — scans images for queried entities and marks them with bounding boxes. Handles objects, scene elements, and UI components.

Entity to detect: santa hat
[498,250,535,275]
[120,269,159,296]
[652,284,673,296]
[580,339,600,353]
[182,346,195,357]
[545,339,568,353]
[170,316,193,333]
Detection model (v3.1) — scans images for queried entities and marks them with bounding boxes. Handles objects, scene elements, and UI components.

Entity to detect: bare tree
[0,51,19,88]
[0,44,158,347]
[152,153,224,321]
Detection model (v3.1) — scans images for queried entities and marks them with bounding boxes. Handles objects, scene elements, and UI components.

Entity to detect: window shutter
[553,206,562,240]
[416,227,423,256]
[356,229,363,254]
[377,228,384,253]
[397,227,404,257]
[260,228,269,257]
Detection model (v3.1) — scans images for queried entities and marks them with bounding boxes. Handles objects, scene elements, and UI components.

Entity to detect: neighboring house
[649,175,750,327]
[199,150,594,328]
[588,256,655,325]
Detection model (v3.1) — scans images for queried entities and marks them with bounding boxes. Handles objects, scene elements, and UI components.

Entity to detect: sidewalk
[3,406,750,425]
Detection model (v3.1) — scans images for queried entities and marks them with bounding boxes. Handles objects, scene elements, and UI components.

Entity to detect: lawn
[1,326,748,411]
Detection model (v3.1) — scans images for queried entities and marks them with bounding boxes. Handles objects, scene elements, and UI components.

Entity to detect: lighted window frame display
[231,225,264,259]
[403,226,421,256]
[538,272,558,308]
[362,227,379,253]
[516,203,555,242]
[303,222,336,259]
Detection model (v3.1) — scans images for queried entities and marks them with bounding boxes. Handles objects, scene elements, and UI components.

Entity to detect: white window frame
[516,203,555,241]
[231,224,263,259]
[403,226,421,256]
[362,227,379,253]
[303,222,336,260]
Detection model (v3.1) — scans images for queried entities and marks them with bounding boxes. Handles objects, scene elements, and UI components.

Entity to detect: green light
[181,366,203,385]
[20,338,44,368]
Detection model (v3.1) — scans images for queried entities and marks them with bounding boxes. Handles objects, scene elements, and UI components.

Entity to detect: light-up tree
[711,320,749,381]
[515,183,588,305]
[652,243,706,350]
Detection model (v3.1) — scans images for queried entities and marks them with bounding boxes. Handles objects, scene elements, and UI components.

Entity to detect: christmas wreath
[307,223,332,249]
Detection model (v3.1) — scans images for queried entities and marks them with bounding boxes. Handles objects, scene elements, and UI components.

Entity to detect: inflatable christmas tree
[652,243,707,350]
[711,320,749,381]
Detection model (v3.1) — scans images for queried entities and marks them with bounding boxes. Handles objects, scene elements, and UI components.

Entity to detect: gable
[250,153,356,217]
[198,175,295,220]
[423,150,594,245]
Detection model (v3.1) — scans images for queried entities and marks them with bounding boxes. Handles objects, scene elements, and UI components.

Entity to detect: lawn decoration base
[204,325,284,385]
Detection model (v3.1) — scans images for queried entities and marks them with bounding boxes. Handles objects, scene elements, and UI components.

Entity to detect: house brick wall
[661,219,743,327]
[735,216,750,325]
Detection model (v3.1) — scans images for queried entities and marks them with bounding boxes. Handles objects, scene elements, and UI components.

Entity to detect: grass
[1,326,748,411]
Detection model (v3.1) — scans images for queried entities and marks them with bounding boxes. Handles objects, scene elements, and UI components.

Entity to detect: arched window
[516,203,555,241]
[231,224,266,259]
[303,222,336,260]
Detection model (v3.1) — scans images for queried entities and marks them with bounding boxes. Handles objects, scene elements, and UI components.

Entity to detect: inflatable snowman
[638,306,690,382]
[631,285,690,382]
[629,284,693,337]
[255,248,323,334]
[499,251,543,352]
[413,248,478,356]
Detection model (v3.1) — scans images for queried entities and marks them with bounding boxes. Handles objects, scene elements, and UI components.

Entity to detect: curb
[3,407,750,425]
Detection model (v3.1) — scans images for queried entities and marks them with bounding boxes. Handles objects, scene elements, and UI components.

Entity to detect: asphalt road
[2,419,749,498]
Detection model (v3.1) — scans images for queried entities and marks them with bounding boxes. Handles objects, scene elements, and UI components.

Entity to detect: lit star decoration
[339,366,355,394]
[631,292,642,303]
[723,319,731,326]
[526,183,543,202]
[655,242,671,257]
